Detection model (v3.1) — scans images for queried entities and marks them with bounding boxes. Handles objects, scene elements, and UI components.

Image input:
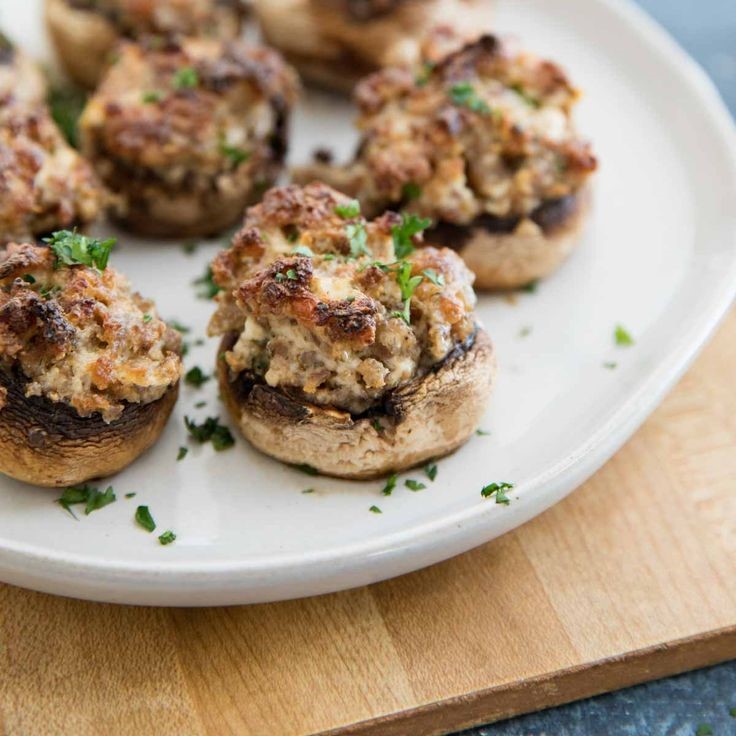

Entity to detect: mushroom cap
[218,327,495,479]
[427,187,593,290]
[0,367,179,488]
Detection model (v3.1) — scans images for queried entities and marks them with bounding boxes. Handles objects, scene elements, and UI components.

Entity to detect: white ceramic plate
[0,0,734,606]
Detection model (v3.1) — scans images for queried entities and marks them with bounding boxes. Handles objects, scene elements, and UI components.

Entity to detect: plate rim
[1,0,735,603]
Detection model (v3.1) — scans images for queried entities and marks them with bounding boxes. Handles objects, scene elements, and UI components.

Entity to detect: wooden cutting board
[1,310,735,736]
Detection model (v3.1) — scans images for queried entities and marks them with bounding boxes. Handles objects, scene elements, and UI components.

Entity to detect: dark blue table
[457,2,736,735]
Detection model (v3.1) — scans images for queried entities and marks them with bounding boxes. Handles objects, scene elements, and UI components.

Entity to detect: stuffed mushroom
[0,101,104,246]
[253,0,489,92]
[208,182,495,479]
[295,35,598,289]
[0,233,182,487]
[79,37,299,238]
[0,32,47,106]
[46,0,247,89]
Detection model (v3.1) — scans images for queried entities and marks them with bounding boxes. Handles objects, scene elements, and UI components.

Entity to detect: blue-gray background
[456,2,736,735]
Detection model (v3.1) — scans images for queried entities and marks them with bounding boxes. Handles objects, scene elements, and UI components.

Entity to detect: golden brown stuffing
[0,103,103,245]
[300,35,597,227]
[209,183,477,414]
[80,37,298,233]
[0,241,182,422]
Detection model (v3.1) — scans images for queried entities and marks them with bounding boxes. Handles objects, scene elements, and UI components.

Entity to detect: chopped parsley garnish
[405,479,426,491]
[185,366,210,388]
[169,320,190,334]
[603,361,618,370]
[369,505,382,514]
[193,266,221,299]
[391,212,432,259]
[695,726,713,736]
[177,446,188,461]
[135,506,156,533]
[48,84,86,147]
[476,429,491,436]
[181,240,198,255]
[173,66,199,90]
[521,279,539,293]
[335,199,361,219]
[347,222,370,258]
[142,314,152,323]
[323,253,336,261]
[22,274,35,284]
[57,484,116,519]
[158,530,176,545]
[518,325,532,338]
[285,226,300,243]
[729,707,736,717]
[614,324,635,347]
[511,83,540,109]
[194,400,206,408]
[402,182,422,201]
[291,463,319,476]
[39,285,61,299]
[142,90,163,104]
[44,230,115,271]
[381,473,398,496]
[424,462,438,482]
[286,268,298,280]
[392,261,423,324]
[449,82,491,115]
[301,488,315,494]
[125,493,136,499]
[184,416,235,451]
[292,244,314,257]
[422,268,445,287]
[481,481,514,504]
[219,141,250,165]
[415,61,434,87]
[371,418,384,433]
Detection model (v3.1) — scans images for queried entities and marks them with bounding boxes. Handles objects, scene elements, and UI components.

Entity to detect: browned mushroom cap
[218,328,495,480]
[45,0,247,89]
[0,368,178,488]
[425,187,592,290]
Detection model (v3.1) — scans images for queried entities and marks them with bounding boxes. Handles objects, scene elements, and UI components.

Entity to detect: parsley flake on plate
[424,462,438,482]
[369,505,382,514]
[193,265,222,300]
[185,366,210,388]
[57,484,116,519]
[135,505,156,533]
[177,446,188,461]
[158,530,176,546]
[381,473,398,496]
[614,324,635,346]
[405,479,426,491]
[184,416,235,451]
[481,481,514,505]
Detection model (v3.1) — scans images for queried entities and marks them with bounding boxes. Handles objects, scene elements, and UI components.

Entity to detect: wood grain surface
[1,310,734,736]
